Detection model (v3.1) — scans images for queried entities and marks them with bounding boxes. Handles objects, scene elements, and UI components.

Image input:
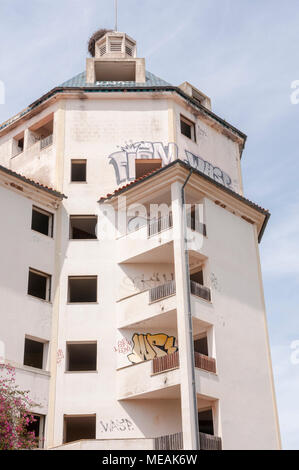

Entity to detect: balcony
[148,214,173,238]
[117,279,212,329]
[152,351,216,375]
[40,134,53,150]
[154,432,222,450]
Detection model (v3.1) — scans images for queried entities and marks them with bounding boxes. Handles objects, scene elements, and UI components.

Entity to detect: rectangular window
[64,415,96,444]
[180,115,196,141]
[198,409,214,436]
[68,276,97,303]
[66,342,97,372]
[28,268,51,301]
[24,338,44,369]
[70,216,97,240]
[71,160,87,182]
[25,414,45,448]
[31,206,54,237]
[190,269,204,285]
[135,159,162,179]
[194,336,209,356]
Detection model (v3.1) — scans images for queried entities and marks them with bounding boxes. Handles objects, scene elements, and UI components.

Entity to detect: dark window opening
[18,138,24,151]
[31,207,53,237]
[71,160,87,182]
[25,415,44,447]
[190,269,204,285]
[198,409,214,436]
[70,216,97,240]
[64,415,96,444]
[67,343,97,372]
[24,338,44,369]
[180,115,196,141]
[28,269,51,301]
[68,276,97,303]
[135,159,162,179]
[194,336,209,356]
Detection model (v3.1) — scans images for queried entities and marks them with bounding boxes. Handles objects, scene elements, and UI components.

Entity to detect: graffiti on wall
[109,141,233,189]
[127,333,178,364]
[122,272,174,292]
[99,418,135,433]
[113,338,133,355]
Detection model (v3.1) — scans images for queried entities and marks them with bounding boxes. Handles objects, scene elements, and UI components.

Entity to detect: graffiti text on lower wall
[109,141,232,189]
[127,333,178,364]
[99,418,135,433]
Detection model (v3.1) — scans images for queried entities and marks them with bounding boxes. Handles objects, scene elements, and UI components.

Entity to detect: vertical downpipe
[181,168,200,450]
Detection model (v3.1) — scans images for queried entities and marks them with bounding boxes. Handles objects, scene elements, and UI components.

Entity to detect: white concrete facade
[0,31,280,450]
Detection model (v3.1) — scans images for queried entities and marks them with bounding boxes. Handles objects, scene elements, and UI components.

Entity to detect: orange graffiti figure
[127,333,178,364]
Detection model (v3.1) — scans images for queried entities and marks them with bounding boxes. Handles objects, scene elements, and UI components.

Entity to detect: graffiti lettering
[99,418,135,433]
[127,333,178,364]
[109,141,232,189]
[56,349,64,365]
[123,272,175,292]
[114,338,133,355]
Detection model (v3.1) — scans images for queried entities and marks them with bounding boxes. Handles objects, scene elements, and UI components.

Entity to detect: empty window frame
[135,159,162,179]
[31,206,54,237]
[194,335,209,357]
[28,268,51,301]
[68,276,97,303]
[180,115,196,141]
[25,414,45,448]
[63,415,96,444]
[190,269,204,285]
[24,338,44,369]
[71,160,87,182]
[70,216,97,240]
[66,342,97,372]
[198,409,214,436]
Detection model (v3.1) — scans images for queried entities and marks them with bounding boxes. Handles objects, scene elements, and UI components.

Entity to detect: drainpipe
[181,168,200,450]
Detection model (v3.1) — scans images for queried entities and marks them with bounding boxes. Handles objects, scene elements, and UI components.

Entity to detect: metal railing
[149,280,176,302]
[152,351,215,375]
[194,352,216,373]
[154,432,183,450]
[190,280,211,301]
[199,432,222,450]
[148,214,173,237]
[152,351,179,374]
[149,280,211,303]
[40,134,53,150]
[187,217,207,236]
[154,432,222,450]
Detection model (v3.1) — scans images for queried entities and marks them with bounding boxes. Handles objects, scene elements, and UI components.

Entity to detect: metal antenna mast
[115,0,118,31]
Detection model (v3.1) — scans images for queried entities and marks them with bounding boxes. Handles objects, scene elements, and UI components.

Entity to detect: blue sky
[0,0,298,449]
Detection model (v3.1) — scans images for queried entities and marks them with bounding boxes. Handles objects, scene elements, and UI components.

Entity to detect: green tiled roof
[59,70,172,88]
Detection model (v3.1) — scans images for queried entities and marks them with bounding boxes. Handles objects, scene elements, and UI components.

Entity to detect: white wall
[0,184,57,415]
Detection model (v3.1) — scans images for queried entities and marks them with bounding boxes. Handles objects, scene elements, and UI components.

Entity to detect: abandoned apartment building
[0,30,281,450]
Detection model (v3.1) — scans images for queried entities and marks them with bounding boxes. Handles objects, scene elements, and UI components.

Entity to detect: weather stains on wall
[127,333,178,364]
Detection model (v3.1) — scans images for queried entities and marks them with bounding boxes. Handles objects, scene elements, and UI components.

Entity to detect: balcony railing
[190,280,211,301]
[149,280,176,303]
[148,214,173,237]
[154,432,222,450]
[152,351,216,375]
[194,352,216,374]
[149,280,210,303]
[187,217,207,236]
[199,432,222,450]
[40,134,53,150]
[152,351,179,374]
